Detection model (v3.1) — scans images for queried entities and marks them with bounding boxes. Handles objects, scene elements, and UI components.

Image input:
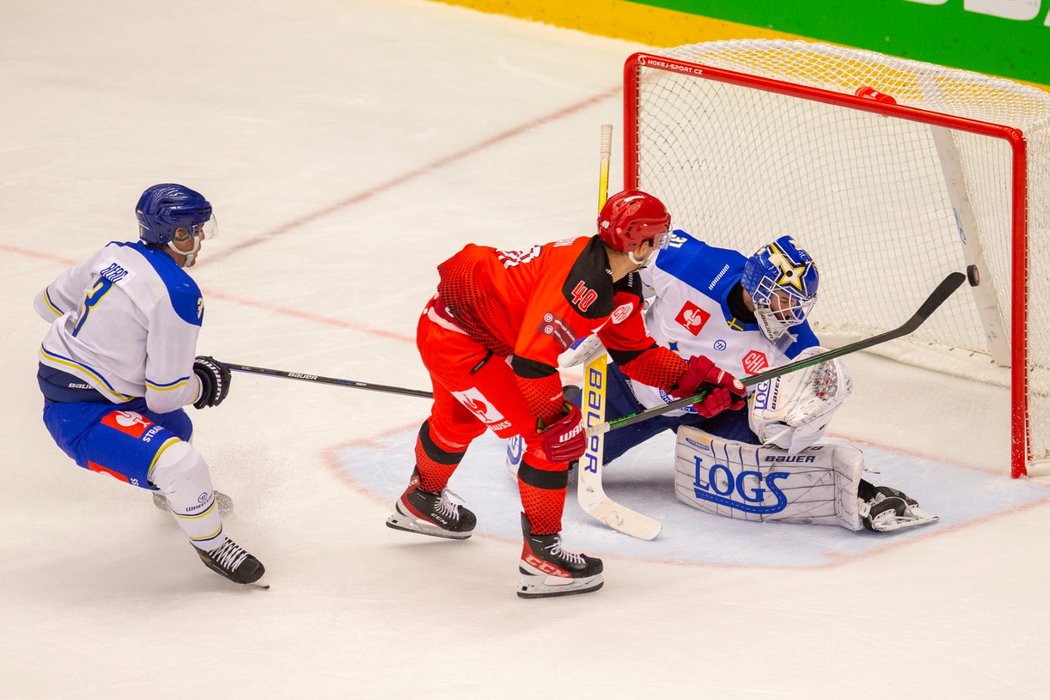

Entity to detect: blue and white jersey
[631,230,819,416]
[34,241,205,413]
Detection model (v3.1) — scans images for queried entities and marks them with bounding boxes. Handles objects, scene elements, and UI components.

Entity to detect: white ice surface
[3,1,1050,698]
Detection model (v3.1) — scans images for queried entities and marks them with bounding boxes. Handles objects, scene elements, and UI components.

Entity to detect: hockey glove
[672,355,746,419]
[539,402,587,464]
[193,356,232,409]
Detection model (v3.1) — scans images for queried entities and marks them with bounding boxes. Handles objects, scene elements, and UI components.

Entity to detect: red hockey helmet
[597,189,671,253]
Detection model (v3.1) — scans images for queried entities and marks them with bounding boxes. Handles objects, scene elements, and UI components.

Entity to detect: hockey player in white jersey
[34,183,265,585]
[517,231,935,533]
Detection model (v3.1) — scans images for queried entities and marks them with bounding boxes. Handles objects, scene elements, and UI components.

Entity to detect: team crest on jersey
[101,410,154,438]
[741,350,769,375]
[451,387,505,425]
[610,301,634,325]
[675,301,711,336]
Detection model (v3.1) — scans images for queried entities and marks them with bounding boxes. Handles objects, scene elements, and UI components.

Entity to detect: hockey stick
[589,271,967,438]
[223,362,434,399]
[576,125,663,541]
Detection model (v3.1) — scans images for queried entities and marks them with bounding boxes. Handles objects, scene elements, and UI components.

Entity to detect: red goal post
[622,41,1050,478]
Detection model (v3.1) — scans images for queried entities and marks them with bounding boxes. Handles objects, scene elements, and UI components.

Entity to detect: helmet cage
[742,236,818,342]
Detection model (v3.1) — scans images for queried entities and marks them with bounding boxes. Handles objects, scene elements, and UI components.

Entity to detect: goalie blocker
[674,427,938,532]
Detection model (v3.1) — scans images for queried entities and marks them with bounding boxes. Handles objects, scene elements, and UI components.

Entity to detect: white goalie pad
[748,346,852,454]
[674,426,868,531]
[558,334,606,368]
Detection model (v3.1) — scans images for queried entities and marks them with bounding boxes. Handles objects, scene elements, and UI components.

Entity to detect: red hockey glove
[672,355,746,419]
[539,403,587,464]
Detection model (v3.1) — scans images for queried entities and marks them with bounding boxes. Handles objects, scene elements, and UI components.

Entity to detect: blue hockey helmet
[741,235,819,341]
[135,184,214,245]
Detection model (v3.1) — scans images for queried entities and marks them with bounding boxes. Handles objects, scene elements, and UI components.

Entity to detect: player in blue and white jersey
[608,231,821,457]
[527,231,936,532]
[34,184,265,585]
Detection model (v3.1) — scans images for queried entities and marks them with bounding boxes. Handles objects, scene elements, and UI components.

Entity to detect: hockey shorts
[41,398,193,490]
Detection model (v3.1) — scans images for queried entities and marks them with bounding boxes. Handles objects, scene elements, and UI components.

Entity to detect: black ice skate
[385,469,477,540]
[859,482,938,533]
[193,538,266,586]
[518,513,603,599]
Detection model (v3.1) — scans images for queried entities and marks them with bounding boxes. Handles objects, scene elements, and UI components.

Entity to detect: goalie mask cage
[624,40,1050,478]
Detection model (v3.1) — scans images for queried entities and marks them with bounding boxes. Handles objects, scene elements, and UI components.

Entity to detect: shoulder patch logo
[675,301,710,336]
[610,301,634,325]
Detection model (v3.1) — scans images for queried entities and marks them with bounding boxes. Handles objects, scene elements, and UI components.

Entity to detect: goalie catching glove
[193,356,231,409]
[748,346,851,454]
[672,355,746,419]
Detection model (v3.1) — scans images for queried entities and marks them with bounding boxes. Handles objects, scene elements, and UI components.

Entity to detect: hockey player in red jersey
[385,189,745,598]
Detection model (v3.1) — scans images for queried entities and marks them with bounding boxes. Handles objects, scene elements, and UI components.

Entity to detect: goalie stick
[590,271,967,438]
[223,362,434,399]
[576,124,663,541]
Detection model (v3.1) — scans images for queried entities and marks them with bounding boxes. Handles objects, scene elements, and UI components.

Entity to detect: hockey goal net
[624,40,1050,478]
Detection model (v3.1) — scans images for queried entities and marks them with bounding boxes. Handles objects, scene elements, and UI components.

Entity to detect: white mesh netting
[631,40,1050,471]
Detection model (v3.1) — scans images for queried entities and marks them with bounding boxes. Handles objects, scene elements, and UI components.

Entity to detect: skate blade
[385,513,472,540]
[517,573,604,599]
[871,514,939,533]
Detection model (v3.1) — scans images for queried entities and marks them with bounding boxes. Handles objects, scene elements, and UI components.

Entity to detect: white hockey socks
[150,441,225,551]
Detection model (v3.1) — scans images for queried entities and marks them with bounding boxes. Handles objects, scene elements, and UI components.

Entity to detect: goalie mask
[741,235,819,342]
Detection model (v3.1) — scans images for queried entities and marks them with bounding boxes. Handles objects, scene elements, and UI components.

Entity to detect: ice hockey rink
[4,1,1050,697]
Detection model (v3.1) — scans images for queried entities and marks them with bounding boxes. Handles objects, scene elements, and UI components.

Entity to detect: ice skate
[860,484,938,532]
[518,513,603,599]
[385,469,477,540]
[193,538,266,587]
[154,490,234,517]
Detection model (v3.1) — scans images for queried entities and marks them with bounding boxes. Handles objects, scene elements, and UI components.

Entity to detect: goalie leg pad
[674,426,867,530]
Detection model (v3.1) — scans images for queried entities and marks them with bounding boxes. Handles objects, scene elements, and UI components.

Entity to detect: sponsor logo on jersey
[539,312,576,350]
[101,410,153,438]
[496,245,542,268]
[675,301,710,335]
[451,387,505,425]
[610,301,634,325]
[741,349,769,375]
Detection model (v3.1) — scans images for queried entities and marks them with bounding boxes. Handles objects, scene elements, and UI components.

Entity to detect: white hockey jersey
[34,241,205,413]
[630,231,819,416]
